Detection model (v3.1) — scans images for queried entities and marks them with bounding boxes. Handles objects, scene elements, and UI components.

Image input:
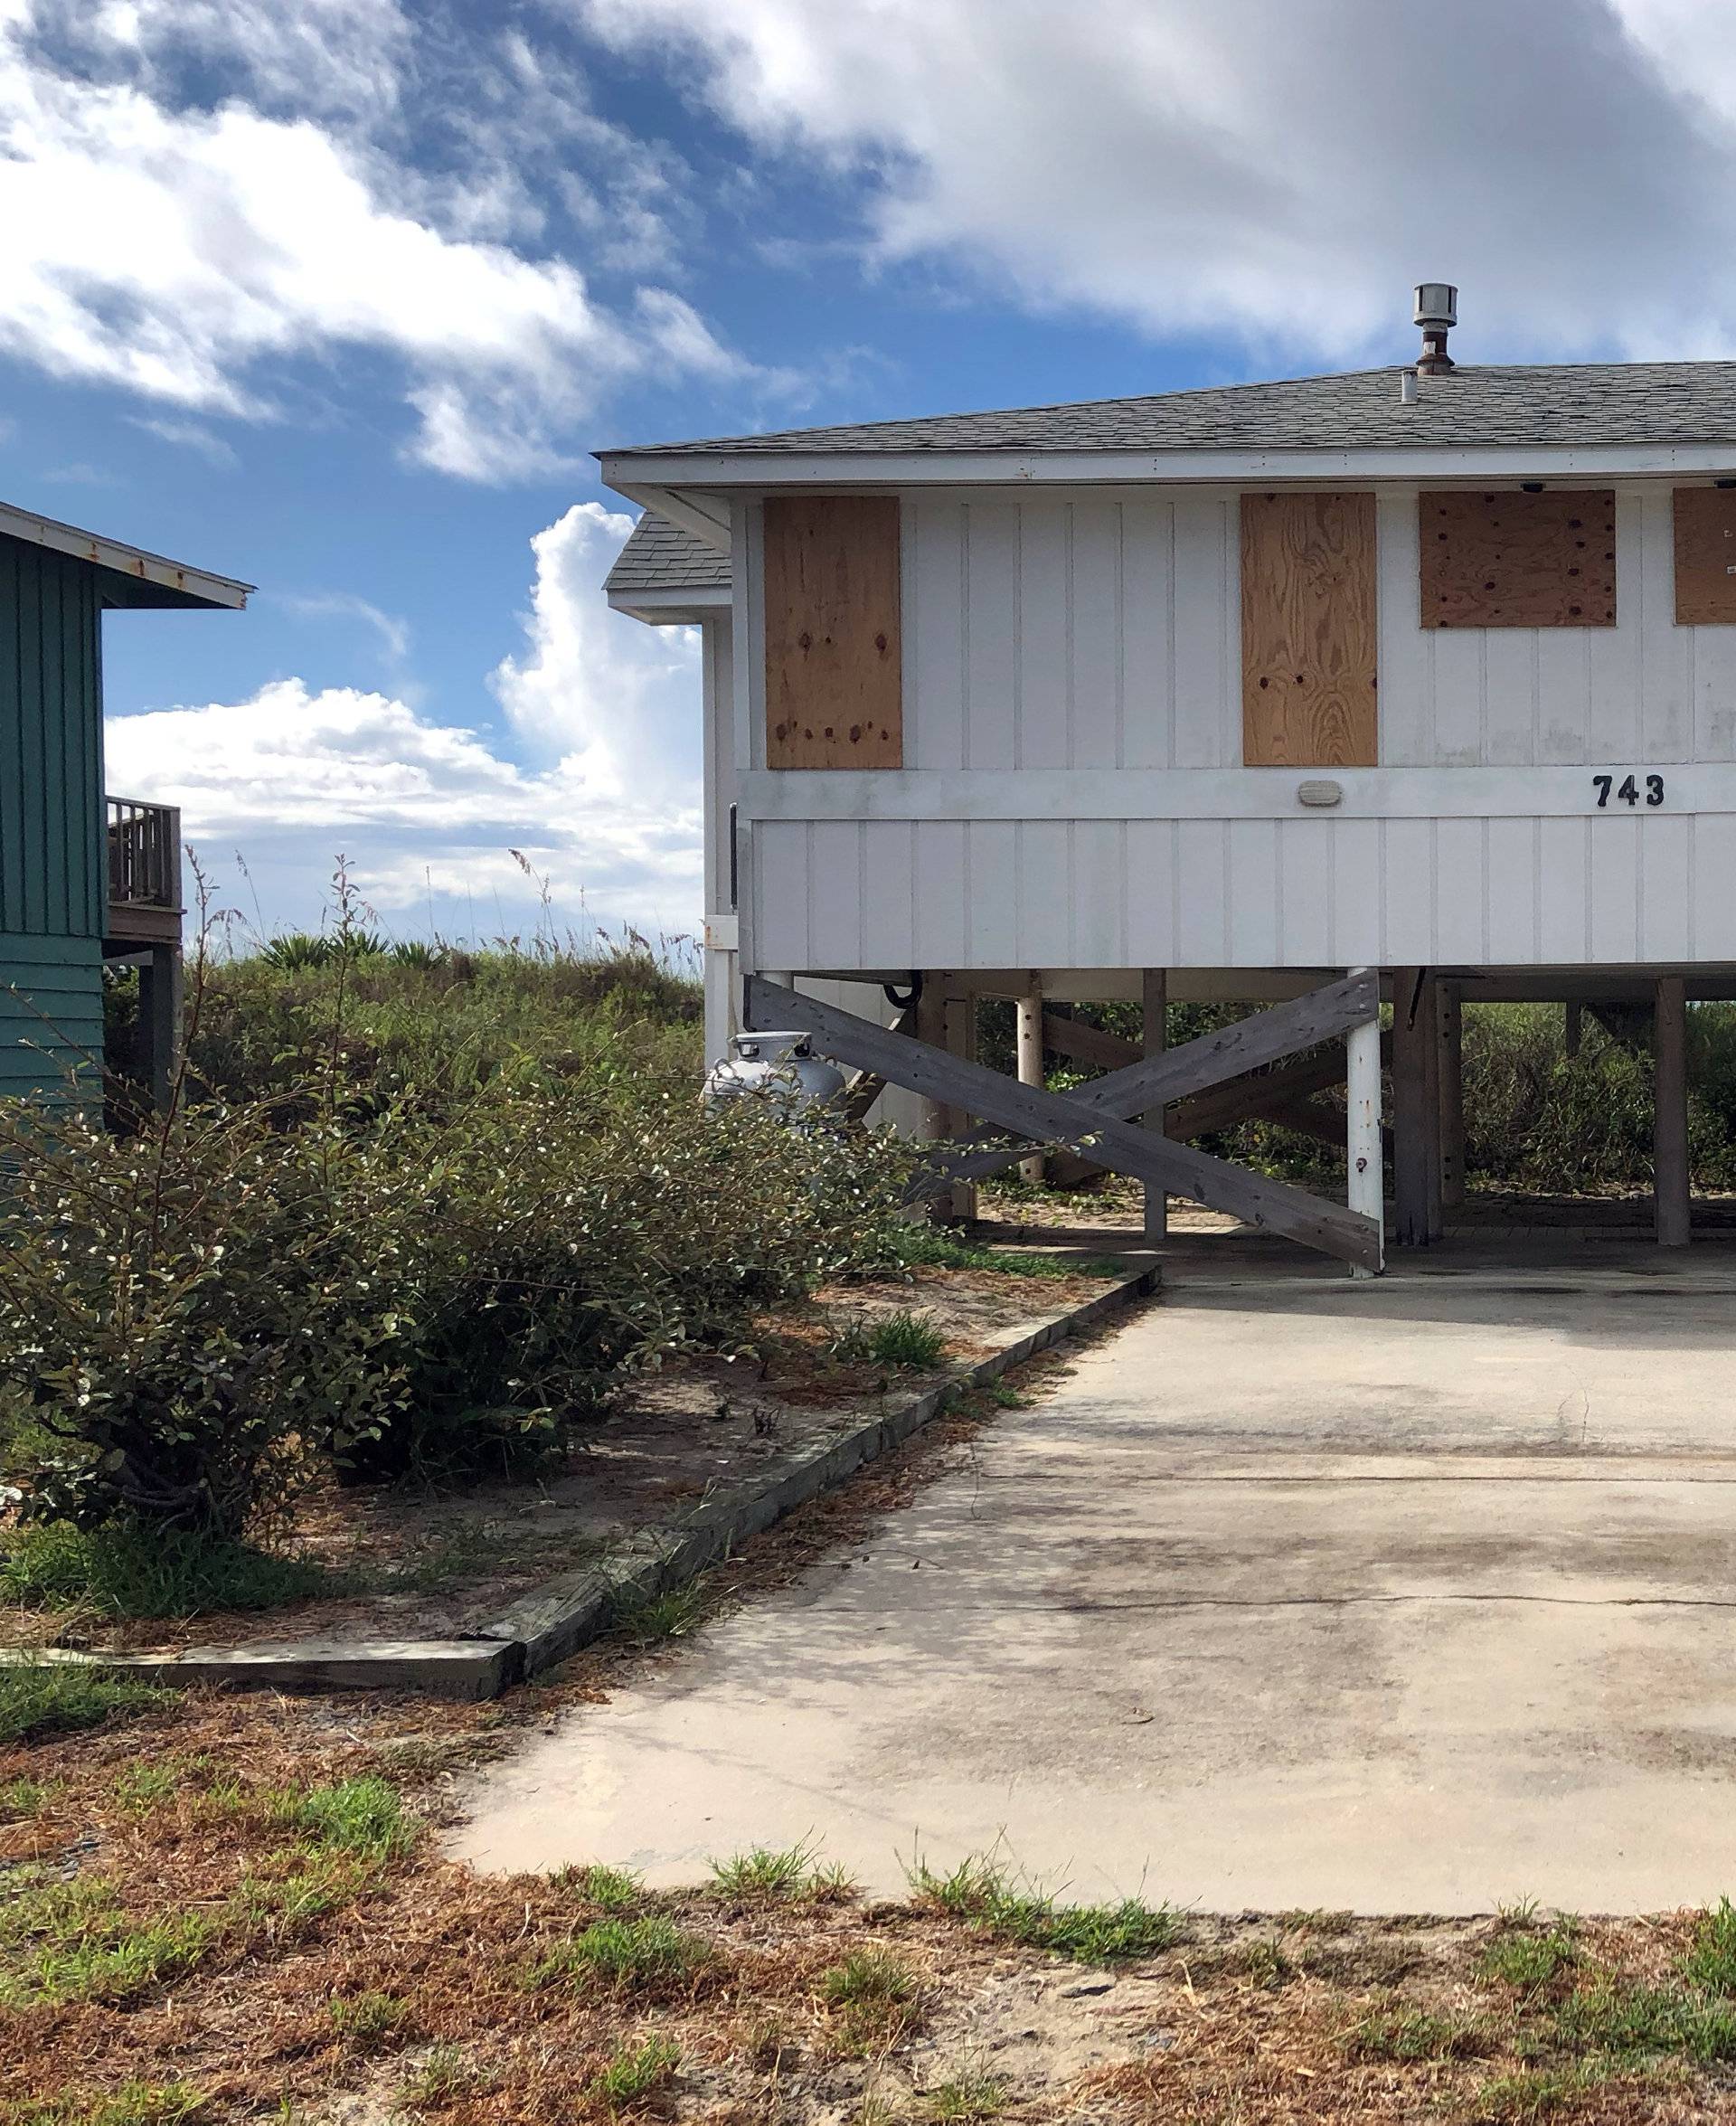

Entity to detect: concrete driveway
[451,1245,1736,1912]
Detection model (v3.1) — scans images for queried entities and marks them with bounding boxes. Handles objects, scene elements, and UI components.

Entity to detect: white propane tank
[703,1031,845,1114]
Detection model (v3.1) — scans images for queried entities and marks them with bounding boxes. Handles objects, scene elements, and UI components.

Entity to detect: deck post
[1654,976,1691,1248]
[1345,968,1384,1278]
[137,943,183,1114]
[1015,976,1046,1186]
[1141,969,1168,1241]
[943,987,978,1224]
[1439,982,1466,1210]
[1564,1001,1583,1058]
[915,975,954,1221]
[1392,967,1442,1246]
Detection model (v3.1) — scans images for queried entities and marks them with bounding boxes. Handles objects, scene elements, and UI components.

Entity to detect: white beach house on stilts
[601,288,1736,1271]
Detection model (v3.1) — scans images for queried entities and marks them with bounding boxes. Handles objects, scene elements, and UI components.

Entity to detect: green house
[0,499,250,1109]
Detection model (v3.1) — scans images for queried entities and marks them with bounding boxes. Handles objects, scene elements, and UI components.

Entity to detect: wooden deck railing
[106,798,181,912]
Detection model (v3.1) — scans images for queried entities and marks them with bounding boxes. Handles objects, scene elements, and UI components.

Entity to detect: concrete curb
[1,1266,1156,1704]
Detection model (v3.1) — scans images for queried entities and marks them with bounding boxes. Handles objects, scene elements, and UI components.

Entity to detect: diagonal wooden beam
[1166,1030,1393,1140]
[920,972,1382,1187]
[746,976,1382,1271]
[1040,1012,1139,1072]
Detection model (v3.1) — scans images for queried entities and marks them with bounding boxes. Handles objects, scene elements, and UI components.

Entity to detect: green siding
[0,534,104,942]
[0,931,102,1101]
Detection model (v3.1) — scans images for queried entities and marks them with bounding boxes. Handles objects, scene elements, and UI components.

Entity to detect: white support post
[916,974,953,1221]
[1141,969,1167,1241]
[1016,976,1047,1186]
[1345,967,1385,1279]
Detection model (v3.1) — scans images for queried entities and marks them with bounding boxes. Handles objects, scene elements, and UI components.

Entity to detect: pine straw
[5,1348,1736,2125]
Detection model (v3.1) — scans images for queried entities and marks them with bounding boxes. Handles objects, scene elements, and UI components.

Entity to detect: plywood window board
[1420,489,1616,628]
[1673,487,1736,624]
[1241,490,1378,768]
[763,496,902,769]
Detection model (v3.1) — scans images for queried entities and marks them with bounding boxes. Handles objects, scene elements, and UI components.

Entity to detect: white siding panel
[1329,818,1382,965]
[1177,820,1231,962]
[1536,629,1590,765]
[1069,498,1123,768]
[754,820,814,970]
[1693,620,1736,762]
[1125,818,1178,966]
[1589,817,1642,962]
[1431,630,1484,767]
[912,820,968,968]
[1693,816,1736,959]
[1121,499,1175,769]
[1171,496,1232,768]
[1486,818,1540,964]
[1483,633,1535,768]
[1637,486,1693,762]
[1227,819,1280,966]
[1277,820,1334,965]
[1017,819,1073,965]
[1376,491,1429,765]
[1640,814,1694,961]
[1434,818,1488,963]
[1382,820,1436,963]
[967,821,1019,966]
[1017,501,1070,770]
[806,821,863,969]
[909,498,966,770]
[859,822,916,968]
[1072,819,1127,965]
[1537,817,1591,963]
[964,503,1020,770]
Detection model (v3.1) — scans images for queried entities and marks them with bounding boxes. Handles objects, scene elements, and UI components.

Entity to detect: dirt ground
[8,1335,1736,2125]
[0,1259,1117,1656]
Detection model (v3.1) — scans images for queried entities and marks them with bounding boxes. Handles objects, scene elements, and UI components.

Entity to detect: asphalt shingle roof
[605,510,731,596]
[604,363,1736,458]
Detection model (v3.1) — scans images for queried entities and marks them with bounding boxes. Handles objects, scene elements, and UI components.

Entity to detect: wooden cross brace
[743,973,1382,1271]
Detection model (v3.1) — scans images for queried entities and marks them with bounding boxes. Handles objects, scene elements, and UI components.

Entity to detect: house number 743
[1592,773,1665,808]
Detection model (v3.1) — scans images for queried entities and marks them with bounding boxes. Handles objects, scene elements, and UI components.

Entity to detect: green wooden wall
[0,536,106,1101]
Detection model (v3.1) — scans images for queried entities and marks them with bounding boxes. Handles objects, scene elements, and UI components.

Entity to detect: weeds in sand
[524,1916,710,1998]
[609,1582,707,1646]
[0,1874,217,2008]
[0,1663,168,1745]
[0,1777,56,1819]
[1682,1897,1736,1993]
[552,1864,644,1913]
[3,2082,207,2125]
[327,1989,409,2045]
[393,2045,483,2111]
[821,1948,920,2054]
[1470,2064,1606,2121]
[923,2067,1005,2120]
[1495,1895,1543,1932]
[829,1310,948,1371]
[1238,1933,1298,1990]
[0,1522,331,1620]
[1477,1922,1582,1994]
[908,1851,1179,1964]
[589,2035,681,2112]
[709,1840,854,1904]
[1350,2006,1495,2062]
[1551,1980,1736,2063]
[269,1774,416,1861]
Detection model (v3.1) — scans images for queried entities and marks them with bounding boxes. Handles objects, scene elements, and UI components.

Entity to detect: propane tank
[703,1031,845,1114]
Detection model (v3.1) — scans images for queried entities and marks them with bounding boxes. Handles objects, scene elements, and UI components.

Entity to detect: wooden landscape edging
[0,1266,1156,1703]
[744,973,1382,1271]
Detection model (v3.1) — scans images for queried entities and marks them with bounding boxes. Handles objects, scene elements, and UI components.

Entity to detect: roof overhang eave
[0,498,252,609]
[599,439,1736,492]
[606,584,731,625]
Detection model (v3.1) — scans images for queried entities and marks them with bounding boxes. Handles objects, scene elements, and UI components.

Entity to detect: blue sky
[5,0,1736,946]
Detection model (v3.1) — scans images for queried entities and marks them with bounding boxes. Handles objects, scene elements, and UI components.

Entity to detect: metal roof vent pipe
[1414,282,1458,373]
[1399,367,1418,405]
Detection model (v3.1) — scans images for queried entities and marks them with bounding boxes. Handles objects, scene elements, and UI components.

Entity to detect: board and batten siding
[735,485,1736,972]
[0,535,107,1099]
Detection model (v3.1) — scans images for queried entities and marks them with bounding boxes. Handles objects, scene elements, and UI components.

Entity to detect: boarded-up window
[1241,491,1377,768]
[1420,490,1616,628]
[763,496,901,769]
[1673,487,1736,624]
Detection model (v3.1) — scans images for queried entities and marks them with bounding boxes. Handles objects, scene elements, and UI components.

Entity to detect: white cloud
[103,506,706,939]
[128,415,239,467]
[576,0,1736,364]
[0,1,754,479]
[490,501,702,800]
